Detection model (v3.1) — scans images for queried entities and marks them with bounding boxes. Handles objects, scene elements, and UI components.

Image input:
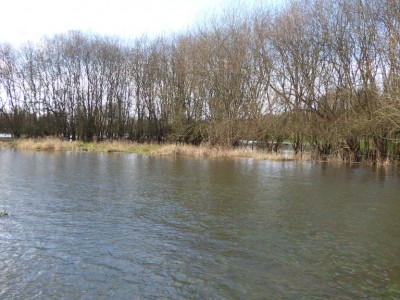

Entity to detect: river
[0,149,399,299]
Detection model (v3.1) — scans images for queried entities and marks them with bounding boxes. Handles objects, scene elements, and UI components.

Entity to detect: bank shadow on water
[0,149,399,298]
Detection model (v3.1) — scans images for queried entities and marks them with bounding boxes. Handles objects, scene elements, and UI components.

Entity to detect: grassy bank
[0,138,301,161]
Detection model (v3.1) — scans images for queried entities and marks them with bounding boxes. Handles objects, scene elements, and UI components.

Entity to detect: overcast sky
[0,0,284,46]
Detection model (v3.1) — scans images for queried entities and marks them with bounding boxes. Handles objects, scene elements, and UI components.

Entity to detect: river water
[0,149,399,299]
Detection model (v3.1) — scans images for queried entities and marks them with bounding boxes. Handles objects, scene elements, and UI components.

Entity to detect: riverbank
[0,138,301,160]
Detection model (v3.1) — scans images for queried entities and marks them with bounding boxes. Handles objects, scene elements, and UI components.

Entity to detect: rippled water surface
[0,149,399,299]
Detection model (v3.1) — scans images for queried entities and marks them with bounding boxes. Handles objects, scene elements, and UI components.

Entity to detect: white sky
[0,0,283,46]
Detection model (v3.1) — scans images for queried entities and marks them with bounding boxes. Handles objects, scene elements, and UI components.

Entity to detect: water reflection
[0,149,399,298]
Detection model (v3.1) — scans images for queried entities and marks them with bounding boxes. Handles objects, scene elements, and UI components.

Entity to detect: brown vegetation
[4,137,301,161]
[1,0,399,164]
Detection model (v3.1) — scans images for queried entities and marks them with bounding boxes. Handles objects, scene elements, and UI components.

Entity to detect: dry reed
[11,138,81,152]
[154,143,300,160]
[5,138,308,161]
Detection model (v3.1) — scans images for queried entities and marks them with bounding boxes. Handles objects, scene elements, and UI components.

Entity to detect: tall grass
[8,138,156,154]
[4,137,397,164]
[4,137,304,161]
[11,138,82,152]
[154,144,303,160]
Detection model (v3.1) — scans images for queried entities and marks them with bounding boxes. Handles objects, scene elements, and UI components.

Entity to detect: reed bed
[4,138,395,164]
[5,138,305,161]
[8,138,61,151]
[154,143,300,160]
[10,138,81,152]
[8,138,155,154]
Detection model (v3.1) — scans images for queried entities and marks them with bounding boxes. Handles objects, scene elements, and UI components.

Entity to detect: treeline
[1,0,399,163]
